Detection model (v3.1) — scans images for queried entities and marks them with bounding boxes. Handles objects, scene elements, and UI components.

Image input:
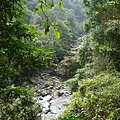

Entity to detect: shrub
[61,71,120,120]
[0,85,42,120]
[65,62,95,93]
[65,78,78,92]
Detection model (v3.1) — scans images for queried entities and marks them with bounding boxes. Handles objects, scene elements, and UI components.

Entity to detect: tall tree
[83,0,120,71]
[0,0,53,87]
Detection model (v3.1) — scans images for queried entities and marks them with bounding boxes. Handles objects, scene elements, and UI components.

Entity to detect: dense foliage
[0,0,63,119]
[0,0,54,87]
[57,56,79,78]
[62,0,120,119]
[1,0,120,119]
[83,0,120,71]
[0,85,41,120]
[66,0,120,92]
[62,72,120,119]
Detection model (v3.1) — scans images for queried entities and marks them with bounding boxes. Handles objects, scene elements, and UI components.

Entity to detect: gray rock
[56,85,61,90]
[42,102,50,114]
[47,86,53,90]
[38,96,43,100]
[26,70,72,120]
[52,90,59,98]
[41,90,49,97]
[58,91,64,97]
[43,95,52,102]
[49,96,71,116]
[30,79,38,85]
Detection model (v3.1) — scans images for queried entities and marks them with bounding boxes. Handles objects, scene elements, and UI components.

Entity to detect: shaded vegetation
[0,0,64,119]
[0,85,42,120]
[0,0,53,87]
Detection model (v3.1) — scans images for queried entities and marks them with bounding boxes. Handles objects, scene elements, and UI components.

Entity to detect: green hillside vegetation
[0,0,120,119]
[61,72,120,119]
[0,85,42,120]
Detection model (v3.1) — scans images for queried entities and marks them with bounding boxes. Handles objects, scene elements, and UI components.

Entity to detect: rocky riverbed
[19,71,71,120]
[36,76,71,120]
[37,77,71,120]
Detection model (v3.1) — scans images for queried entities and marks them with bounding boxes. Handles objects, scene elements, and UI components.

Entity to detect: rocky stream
[28,71,72,120]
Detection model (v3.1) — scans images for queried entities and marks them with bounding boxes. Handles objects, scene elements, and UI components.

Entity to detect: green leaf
[54,31,60,39]
[45,6,50,11]
[59,0,64,9]
[49,0,54,7]
[44,20,50,35]
[35,6,42,13]
[44,20,50,29]
[37,0,45,3]
[41,5,45,11]
[45,27,50,35]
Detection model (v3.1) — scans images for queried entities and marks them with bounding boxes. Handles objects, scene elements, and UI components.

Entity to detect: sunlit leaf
[35,6,42,12]
[49,0,54,7]
[45,6,50,11]
[44,20,50,29]
[41,5,45,11]
[59,0,64,9]
[37,0,45,3]
[54,31,60,39]
[44,20,50,35]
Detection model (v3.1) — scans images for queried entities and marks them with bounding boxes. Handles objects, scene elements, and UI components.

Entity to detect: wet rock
[42,102,50,114]
[38,96,43,100]
[43,95,52,102]
[49,96,71,115]
[30,79,38,85]
[51,77,57,80]
[56,85,62,90]
[58,91,64,97]
[41,90,50,97]
[47,86,53,90]
[37,95,52,114]
[22,70,72,120]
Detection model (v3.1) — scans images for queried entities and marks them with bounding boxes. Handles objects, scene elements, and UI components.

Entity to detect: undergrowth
[61,71,120,120]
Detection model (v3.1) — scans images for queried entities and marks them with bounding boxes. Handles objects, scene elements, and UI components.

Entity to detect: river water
[40,95,71,120]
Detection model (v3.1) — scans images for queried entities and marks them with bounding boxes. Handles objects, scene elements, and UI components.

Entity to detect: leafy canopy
[0,0,54,86]
[0,85,42,120]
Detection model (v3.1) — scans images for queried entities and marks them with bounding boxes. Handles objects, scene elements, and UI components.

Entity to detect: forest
[0,0,120,120]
